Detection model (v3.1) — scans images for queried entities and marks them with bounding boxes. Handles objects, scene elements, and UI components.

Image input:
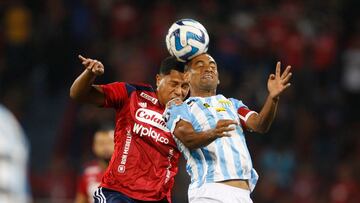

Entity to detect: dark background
[1,0,360,202]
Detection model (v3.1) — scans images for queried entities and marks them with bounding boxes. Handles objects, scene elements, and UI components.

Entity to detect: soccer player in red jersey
[70,55,189,203]
[75,128,114,203]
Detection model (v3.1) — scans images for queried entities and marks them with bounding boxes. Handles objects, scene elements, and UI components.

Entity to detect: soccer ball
[166,19,209,62]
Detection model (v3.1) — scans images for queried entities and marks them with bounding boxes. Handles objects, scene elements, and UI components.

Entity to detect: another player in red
[75,128,114,203]
[70,55,189,203]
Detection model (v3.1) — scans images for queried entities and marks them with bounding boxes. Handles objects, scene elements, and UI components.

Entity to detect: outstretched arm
[246,62,292,133]
[70,55,105,106]
[173,119,238,150]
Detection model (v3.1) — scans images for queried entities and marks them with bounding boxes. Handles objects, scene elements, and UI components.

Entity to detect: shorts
[188,182,253,203]
[93,187,169,203]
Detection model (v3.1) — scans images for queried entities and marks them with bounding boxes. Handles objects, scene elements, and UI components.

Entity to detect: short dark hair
[159,56,185,75]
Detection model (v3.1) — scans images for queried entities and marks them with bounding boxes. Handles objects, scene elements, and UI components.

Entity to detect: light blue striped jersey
[0,104,30,202]
[165,94,259,191]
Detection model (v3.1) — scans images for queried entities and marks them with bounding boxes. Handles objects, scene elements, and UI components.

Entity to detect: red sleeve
[76,175,87,196]
[238,107,257,129]
[100,82,128,109]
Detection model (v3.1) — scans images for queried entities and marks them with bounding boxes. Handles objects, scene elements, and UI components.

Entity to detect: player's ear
[184,71,190,83]
[156,74,162,88]
[218,79,220,85]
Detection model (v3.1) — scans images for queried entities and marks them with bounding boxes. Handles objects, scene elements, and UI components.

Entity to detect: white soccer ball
[165,19,209,62]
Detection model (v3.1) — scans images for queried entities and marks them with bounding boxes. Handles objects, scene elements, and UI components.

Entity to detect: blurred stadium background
[1,0,360,202]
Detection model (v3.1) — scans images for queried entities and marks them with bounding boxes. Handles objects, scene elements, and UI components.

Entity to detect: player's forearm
[253,95,279,133]
[188,130,219,149]
[70,69,97,101]
[175,126,217,150]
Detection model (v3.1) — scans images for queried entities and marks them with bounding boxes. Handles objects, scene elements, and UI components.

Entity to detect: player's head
[185,53,219,95]
[156,56,190,106]
[92,128,114,163]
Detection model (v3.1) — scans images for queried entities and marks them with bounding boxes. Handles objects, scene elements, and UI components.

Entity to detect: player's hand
[78,55,104,76]
[267,62,292,100]
[209,119,238,138]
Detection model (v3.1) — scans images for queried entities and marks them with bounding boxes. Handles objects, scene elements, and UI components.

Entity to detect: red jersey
[99,82,180,202]
[77,161,105,203]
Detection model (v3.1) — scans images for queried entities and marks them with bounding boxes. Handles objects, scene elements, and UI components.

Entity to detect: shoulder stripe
[125,83,155,95]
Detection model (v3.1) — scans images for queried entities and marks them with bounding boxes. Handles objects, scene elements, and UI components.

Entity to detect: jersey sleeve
[229,98,258,129]
[164,102,193,134]
[100,82,128,109]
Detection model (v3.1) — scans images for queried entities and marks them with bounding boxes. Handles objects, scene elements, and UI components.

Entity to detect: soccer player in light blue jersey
[165,53,292,203]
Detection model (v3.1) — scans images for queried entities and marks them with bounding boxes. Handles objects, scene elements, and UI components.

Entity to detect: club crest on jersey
[138,102,147,108]
[140,92,158,104]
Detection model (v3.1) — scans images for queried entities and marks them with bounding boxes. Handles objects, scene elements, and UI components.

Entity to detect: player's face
[156,70,189,106]
[93,130,114,162]
[186,53,219,91]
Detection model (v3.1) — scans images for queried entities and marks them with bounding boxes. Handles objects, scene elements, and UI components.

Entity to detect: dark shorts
[93,187,169,203]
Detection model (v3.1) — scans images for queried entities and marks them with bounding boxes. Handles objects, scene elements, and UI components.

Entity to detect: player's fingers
[216,127,234,137]
[82,60,91,66]
[281,72,292,84]
[87,60,97,70]
[219,132,232,137]
[220,126,235,132]
[218,119,238,127]
[78,55,87,61]
[281,65,292,79]
[269,74,275,80]
[94,68,104,75]
[281,83,291,91]
[275,61,281,77]
[92,61,104,74]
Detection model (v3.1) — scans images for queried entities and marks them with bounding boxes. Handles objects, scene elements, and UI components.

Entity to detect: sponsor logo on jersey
[135,108,169,132]
[218,99,232,106]
[138,102,147,108]
[133,123,169,144]
[118,129,132,173]
[215,107,226,112]
[140,92,158,104]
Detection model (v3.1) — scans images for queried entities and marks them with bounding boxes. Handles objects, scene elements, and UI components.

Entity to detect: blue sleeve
[229,98,249,110]
[164,102,193,134]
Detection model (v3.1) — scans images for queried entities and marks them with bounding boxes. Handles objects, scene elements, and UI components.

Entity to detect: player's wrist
[268,94,279,102]
[205,130,216,140]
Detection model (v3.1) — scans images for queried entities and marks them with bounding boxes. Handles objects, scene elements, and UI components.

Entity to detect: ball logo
[135,108,169,132]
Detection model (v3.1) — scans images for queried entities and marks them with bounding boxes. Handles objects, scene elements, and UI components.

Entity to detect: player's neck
[190,88,216,97]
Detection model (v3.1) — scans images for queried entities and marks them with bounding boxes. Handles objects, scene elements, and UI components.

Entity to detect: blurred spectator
[342,32,360,121]
[75,128,114,203]
[330,163,360,203]
[0,104,31,203]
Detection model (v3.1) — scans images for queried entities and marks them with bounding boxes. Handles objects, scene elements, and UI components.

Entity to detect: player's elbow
[69,87,79,100]
[69,86,83,102]
[183,136,206,149]
[174,134,198,150]
[184,141,198,150]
